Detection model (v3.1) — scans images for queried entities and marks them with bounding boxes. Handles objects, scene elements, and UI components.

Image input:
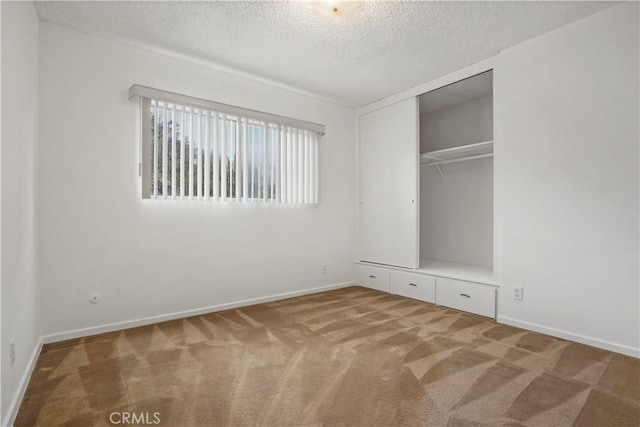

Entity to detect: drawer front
[436,277,496,318]
[355,264,390,292]
[391,270,436,303]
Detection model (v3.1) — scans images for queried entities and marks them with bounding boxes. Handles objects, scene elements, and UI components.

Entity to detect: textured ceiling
[35,1,615,107]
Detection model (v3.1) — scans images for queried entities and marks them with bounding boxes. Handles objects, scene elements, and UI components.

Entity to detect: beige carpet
[15,286,640,426]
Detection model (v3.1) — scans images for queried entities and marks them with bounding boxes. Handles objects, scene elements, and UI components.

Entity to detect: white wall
[420,158,493,267]
[420,95,493,152]
[1,2,41,424]
[496,2,639,356]
[38,23,356,337]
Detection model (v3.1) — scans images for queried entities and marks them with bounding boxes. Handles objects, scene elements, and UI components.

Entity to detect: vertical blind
[129,85,324,204]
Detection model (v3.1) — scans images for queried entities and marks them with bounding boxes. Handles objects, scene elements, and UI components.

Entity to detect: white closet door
[359,98,419,268]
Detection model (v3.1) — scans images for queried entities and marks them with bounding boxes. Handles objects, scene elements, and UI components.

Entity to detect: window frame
[130,85,324,204]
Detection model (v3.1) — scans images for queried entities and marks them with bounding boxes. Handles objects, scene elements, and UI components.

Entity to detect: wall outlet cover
[514,287,524,301]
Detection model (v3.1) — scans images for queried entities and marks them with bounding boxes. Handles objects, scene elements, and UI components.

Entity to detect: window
[129,85,324,203]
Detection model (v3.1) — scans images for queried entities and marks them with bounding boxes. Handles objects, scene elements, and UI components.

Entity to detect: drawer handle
[460,293,471,298]
[369,275,376,279]
[408,283,418,287]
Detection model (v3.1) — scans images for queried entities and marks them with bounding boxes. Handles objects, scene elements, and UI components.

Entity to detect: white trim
[498,315,640,359]
[356,57,496,116]
[43,282,354,344]
[2,337,43,427]
[492,62,502,286]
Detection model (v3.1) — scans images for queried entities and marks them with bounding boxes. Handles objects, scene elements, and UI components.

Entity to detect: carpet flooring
[15,286,640,426]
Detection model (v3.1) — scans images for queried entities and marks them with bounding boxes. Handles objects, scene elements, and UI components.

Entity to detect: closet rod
[421,153,493,167]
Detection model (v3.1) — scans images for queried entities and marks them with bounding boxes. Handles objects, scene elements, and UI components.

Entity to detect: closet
[356,70,499,318]
[419,71,494,282]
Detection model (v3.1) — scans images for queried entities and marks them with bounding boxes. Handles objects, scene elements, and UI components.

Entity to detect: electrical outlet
[514,287,524,301]
[9,340,15,365]
[321,265,328,274]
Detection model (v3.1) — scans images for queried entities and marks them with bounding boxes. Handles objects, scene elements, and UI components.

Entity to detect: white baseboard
[43,281,354,344]
[2,337,43,427]
[498,315,640,358]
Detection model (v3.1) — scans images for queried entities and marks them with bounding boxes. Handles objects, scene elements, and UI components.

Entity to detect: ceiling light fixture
[305,1,362,19]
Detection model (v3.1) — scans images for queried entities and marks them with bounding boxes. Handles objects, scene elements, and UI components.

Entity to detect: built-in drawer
[355,264,390,292]
[436,277,496,318]
[391,270,436,303]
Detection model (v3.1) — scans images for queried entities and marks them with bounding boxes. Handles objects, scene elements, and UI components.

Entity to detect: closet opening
[417,70,494,283]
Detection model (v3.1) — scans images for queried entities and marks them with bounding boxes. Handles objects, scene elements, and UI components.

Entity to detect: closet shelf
[420,140,493,166]
[417,259,496,286]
